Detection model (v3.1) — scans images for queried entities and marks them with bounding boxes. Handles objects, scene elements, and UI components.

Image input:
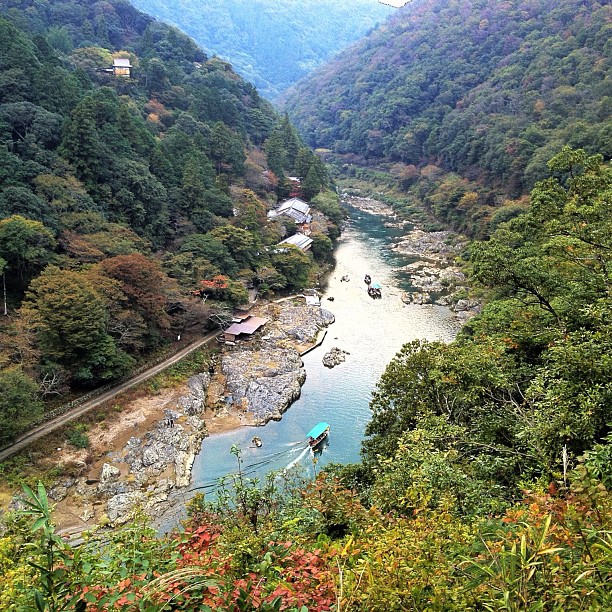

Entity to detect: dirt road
[0,331,220,461]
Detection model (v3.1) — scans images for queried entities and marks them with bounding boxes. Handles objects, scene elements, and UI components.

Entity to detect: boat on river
[306,422,330,449]
[368,282,382,299]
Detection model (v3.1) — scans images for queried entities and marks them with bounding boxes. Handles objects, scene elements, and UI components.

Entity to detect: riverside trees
[364,148,612,511]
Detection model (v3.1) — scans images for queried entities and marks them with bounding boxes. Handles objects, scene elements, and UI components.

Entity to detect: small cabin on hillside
[278,232,313,252]
[112,58,132,77]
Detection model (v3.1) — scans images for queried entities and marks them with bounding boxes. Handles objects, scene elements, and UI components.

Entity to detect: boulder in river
[322,347,350,368]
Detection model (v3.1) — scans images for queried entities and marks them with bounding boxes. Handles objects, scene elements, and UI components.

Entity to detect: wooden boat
[252,436,262,448]
[306,422,330,449]
[368,283,382,299]
[364,274,371,284]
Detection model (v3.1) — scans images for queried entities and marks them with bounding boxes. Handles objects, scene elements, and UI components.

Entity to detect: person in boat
[252,436,262,447]
[306,422,330,449]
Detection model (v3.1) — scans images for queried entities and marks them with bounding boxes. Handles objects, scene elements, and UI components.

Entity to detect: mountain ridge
[283,0,611,200]
[130,0,393,100]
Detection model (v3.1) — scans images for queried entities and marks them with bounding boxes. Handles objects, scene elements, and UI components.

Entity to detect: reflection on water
[188,206,461,497]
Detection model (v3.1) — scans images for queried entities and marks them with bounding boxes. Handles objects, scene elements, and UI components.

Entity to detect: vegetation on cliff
[0,0,341,442]
[130,0,393,100]
[284,0,611,235]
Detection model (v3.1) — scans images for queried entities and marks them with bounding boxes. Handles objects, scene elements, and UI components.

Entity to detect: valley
[0,0,610,609]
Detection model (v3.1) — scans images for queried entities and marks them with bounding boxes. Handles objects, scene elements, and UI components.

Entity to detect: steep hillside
[130,0,393,100]
[0,0,338,437]
[284,0,611,199]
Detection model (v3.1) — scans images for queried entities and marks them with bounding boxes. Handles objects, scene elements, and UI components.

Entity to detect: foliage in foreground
[0,456,610,611]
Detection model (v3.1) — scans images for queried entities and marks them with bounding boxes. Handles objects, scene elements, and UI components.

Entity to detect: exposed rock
[51,372,213,528]
[266,305,334,344]
[106,492,145,525]
[178,373,210,415]
[403,292,431,305]
[452,298,482,313]
[340,194,395,216]
[100,463,120,483]
[450,297,482,322]
[322,347,350,368]
[222,347,306,423]
[48,485,69,502]
[79,506,94,522]
[392,229,466,262]
[48,476,77,502]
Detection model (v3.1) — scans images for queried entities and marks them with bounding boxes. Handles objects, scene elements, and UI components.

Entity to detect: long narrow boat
[306,422,330,449]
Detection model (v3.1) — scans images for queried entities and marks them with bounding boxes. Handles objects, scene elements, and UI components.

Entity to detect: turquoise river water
[184,205,461,500]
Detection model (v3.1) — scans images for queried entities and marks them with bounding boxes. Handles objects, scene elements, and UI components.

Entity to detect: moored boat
[306,422,330,449]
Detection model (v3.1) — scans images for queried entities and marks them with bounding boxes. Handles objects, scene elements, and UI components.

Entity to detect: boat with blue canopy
[306,422,330,448]
[368,282,382,299]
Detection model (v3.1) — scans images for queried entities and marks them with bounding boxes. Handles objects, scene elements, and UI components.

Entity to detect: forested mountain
[0,0,338,438]
[2,149,611,612]
[130,0,393,100]
[284,0,611,232]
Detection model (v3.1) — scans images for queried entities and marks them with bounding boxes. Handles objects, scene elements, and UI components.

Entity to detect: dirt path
[0,331,220,462]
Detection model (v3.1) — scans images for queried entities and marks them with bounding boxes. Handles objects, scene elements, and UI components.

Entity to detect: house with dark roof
[267,197,312,227]
[223,315,268,342]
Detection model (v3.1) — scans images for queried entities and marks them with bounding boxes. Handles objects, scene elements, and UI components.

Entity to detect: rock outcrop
[222,347,306,423]
[60,373,212,527]
[322,347,349,368]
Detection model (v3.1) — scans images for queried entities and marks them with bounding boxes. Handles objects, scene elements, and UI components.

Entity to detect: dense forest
[130,0,393,100]
[284,0,611,235]
[1,150,610,609]
[0,0,340,442]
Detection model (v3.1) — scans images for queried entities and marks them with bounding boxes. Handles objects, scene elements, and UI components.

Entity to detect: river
[186,204,461,498]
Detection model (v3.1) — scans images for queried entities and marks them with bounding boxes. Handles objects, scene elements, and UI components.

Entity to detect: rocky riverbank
[218,302,334,424]
[39,299,335,531]
[47,374,211,528]
[392,230,481,321]
[343,194,481,321]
